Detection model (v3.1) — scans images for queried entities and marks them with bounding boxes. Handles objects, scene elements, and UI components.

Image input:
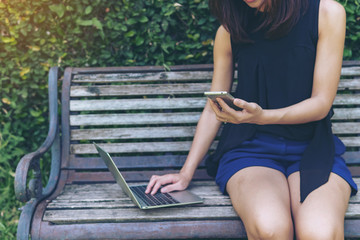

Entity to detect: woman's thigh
[226,166,293,240]
[288,172,351,239]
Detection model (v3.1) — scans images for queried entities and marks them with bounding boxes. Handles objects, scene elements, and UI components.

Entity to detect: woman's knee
[245,214,293,240]
[295,218,344,240]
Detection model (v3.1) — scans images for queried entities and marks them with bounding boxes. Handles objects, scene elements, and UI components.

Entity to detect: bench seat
[15,63,360,239]
[31,179,360,239]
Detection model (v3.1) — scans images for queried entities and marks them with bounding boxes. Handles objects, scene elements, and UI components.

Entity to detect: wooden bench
[15,62,360,239]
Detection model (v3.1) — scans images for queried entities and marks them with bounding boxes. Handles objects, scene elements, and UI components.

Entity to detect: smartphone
[204,91,242,110]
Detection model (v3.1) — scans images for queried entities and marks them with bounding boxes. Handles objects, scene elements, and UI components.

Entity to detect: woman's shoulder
[318,0,346,36]
[319,0,345,26]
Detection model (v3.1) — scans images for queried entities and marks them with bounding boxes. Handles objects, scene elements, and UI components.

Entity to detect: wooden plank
[69,93,358,112]
[333,94,360,106]
[341,66,360,76]
[68,108,359,127]
[43,206,239,224]
[43,202,360,224]
[69,112,201,126]
[70,83,211,97]
[338,78,360,90]
[339,137,360,147]
[343,152,360,165]
[65,170,212,183]
[67,154,191,170]
[332,123,360,134]
[70,97,207,111]
[46,197,233,210]
[70,141,218,154]
[72,71,213,83]
[332,108,360,120]
[71,126,197,140]
[35,220,247,240]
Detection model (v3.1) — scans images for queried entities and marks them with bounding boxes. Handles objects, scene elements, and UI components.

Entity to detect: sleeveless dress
[208,0,357,202]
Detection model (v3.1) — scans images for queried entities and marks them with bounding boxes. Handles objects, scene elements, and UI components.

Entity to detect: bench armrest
[14,67,60,202]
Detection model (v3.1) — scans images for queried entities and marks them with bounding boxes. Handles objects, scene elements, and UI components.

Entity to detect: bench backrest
[60,64,360,183]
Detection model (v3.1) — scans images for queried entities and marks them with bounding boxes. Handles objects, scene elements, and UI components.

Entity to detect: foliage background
[0,0,359,238]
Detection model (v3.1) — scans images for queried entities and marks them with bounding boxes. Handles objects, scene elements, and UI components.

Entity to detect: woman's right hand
[145,172,191,195]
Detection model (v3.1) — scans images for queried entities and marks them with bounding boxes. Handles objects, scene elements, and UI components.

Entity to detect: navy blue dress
[206,0,358,202]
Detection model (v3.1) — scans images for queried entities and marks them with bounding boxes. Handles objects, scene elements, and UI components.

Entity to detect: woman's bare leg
[226,167,294,240]
[288,172,351,240]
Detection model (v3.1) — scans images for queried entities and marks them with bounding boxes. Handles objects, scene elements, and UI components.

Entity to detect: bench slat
[71,141,218,154]
[43,206,239,224]
[69,108,360,127]
[333,94,360,105]
[70,112,201,126]
[69,94,359,112]
[340,137,360,147]
[68,92,359,114]
[71,126,197,140]
[338,78,360,90]
[332,108,360,120]
[70,123,359,141]
[332,123,360,134]
[70,83,211,97]
[70,98,207,111]
[72,71,213,83]
[341,66,360,76]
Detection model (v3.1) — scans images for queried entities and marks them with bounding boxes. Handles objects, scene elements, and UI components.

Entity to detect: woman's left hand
[209,97,265,125]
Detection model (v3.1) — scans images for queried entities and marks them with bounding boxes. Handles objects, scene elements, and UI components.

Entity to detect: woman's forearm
[180,103,222,179]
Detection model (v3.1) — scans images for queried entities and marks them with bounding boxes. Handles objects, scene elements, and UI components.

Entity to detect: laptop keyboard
[130,185,180,206]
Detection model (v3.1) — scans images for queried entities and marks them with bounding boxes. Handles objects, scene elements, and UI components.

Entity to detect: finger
[216,98,234,113]
[234,99,257,113]
[151,181,163,195]
[145,175,159,194]
[209,99,229,120]
[208,99,221,114]
[150,175,175,195]
[161,181,186,193]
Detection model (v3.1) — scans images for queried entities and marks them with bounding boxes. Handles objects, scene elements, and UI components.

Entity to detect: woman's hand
[145,172,191,195]
[209,97,265,125]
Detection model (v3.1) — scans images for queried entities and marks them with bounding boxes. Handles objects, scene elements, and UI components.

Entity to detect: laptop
[94,143,203,209]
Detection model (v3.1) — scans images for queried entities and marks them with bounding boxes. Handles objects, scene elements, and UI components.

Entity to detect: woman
[146,0,358,239]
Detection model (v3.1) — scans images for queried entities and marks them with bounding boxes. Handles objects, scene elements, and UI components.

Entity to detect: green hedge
[0,0,359,238]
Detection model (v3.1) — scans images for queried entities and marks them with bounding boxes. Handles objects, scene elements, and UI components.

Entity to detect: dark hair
[208,0,309,43]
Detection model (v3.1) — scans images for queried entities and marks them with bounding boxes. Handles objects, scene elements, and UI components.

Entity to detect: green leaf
[92,18,103,30]
[139,16,149,23]
[125,30,136,37]
[49,4,66,18]
[85,6,93,15]
[126,18,137,25]
[135,36,144,46]
[76,18,93,26]
[30,109,42,117]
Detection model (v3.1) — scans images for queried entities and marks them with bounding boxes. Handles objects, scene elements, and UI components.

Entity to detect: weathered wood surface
[43,179,360,224]
[68,109,360,127]
[341,66,360,76]
[71,68,359,84]
[69,94,359,112]
[70,141,218,154]
[70,123,358,141]
[70,135,359,154]
[70,83,211,97]
[72,71,213,83]
[70,97,207,111]
[69,112,201,126]
[71,126,198,140]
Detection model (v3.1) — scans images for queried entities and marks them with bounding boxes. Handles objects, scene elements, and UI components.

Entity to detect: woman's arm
[213,0,346,126]
[145,26,233,194]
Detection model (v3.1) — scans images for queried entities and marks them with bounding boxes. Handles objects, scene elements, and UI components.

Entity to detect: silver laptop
[94,143,203,210]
